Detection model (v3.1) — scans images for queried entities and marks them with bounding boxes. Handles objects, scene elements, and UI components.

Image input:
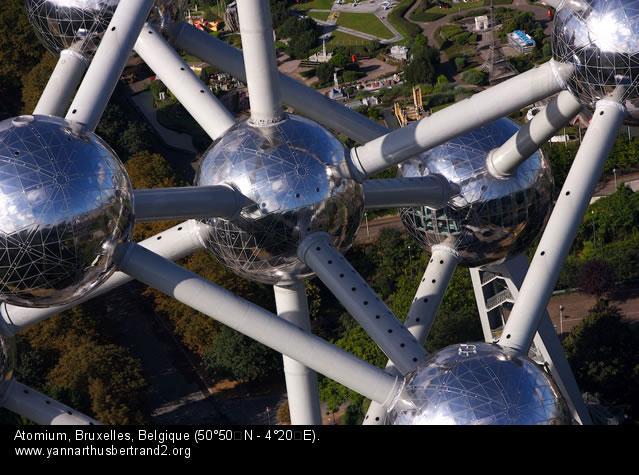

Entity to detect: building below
[224,1,240,32]
[308,39,333,63]
[475,15,489,31]
[508,30,536,54]
[389,45,409,61]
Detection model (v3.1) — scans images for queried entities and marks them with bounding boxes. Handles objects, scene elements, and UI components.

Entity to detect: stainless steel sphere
[24,0,187,57]
[196,114,364,285]
[0,334,15,399]
[389,342,569,425]
[552,0,639,124]
[399,118,553,267]
[0,115,133,308]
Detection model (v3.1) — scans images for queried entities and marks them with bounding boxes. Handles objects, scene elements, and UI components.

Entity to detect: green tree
[0,0,46,119]
[125,151,181,241]
[316,62,335,84]
[563,301,639,420]
[462,69,488,86]
[47,342,147,424]
[21,52,57,114]
[577,259,616,298]
[203,325,282,382]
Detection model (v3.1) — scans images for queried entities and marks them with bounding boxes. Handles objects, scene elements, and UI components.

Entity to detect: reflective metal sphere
[399,118,553,267]
[389,342,569,425]
[0,115,133,308]
[0,334,15,399]
[25,0,187,57]
[552,0,639,124]
[196,114,364,285]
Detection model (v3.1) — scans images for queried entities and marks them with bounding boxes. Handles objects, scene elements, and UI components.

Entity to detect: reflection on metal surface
[399,118,553,267]
[196,114,364,285]
[553,0,639,123]
[0,334,15,399]
[25,0,187,57]
[0,115,133,307]
[389,342,569,425]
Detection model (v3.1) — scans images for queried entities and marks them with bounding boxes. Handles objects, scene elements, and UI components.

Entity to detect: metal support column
[273,283,322,425]
[170,22,388,143]
[235,0,283,126]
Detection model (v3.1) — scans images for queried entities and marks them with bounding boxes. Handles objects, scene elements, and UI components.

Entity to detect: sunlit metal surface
[25,0,187,57]
[196,114,364,285]
[399,118,553,267]
[552,0,639,124]
[389,342,569,425]
[0,334,15,399]
[0,115,133,307]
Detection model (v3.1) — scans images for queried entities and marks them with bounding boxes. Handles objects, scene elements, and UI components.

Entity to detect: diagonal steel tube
[501,100,626,353]
[133,23,235,140]
[350,61,574,180]
[33,50,88,117]
[114,242,401,406]
[364,247,460,425]
[298,233,427,375]
[65,0,154,131]
[1,380,99,425]
[487,90,583,178]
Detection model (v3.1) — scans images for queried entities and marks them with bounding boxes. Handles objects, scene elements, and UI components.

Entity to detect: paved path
[130,91,198,154]
[308,2,403,44]
[407,0,551,48]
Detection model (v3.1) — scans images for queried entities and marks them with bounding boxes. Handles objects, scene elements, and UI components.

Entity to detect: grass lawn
[425,0,484,14]
[327,30,372,48]
[336,12,393,39]
[309,10,331,22]
[293,0,334,11]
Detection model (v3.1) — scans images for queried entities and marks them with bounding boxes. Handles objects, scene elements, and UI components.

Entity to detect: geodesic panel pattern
[552,0,639,124]
[389,342,569,425]
[399,118,553,267]
[0,115,133,307]
[25,0,119,57]
[196,114,364,285]
[24,0,188,57]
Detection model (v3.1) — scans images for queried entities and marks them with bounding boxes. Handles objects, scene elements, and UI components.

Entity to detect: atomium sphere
[0,334,15,398]
[388,342,569,425]
[0,115,134,308]
[196,114,364,285]
[25,0,187,57]
[398,118,553,267]
[552,0,639,124]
